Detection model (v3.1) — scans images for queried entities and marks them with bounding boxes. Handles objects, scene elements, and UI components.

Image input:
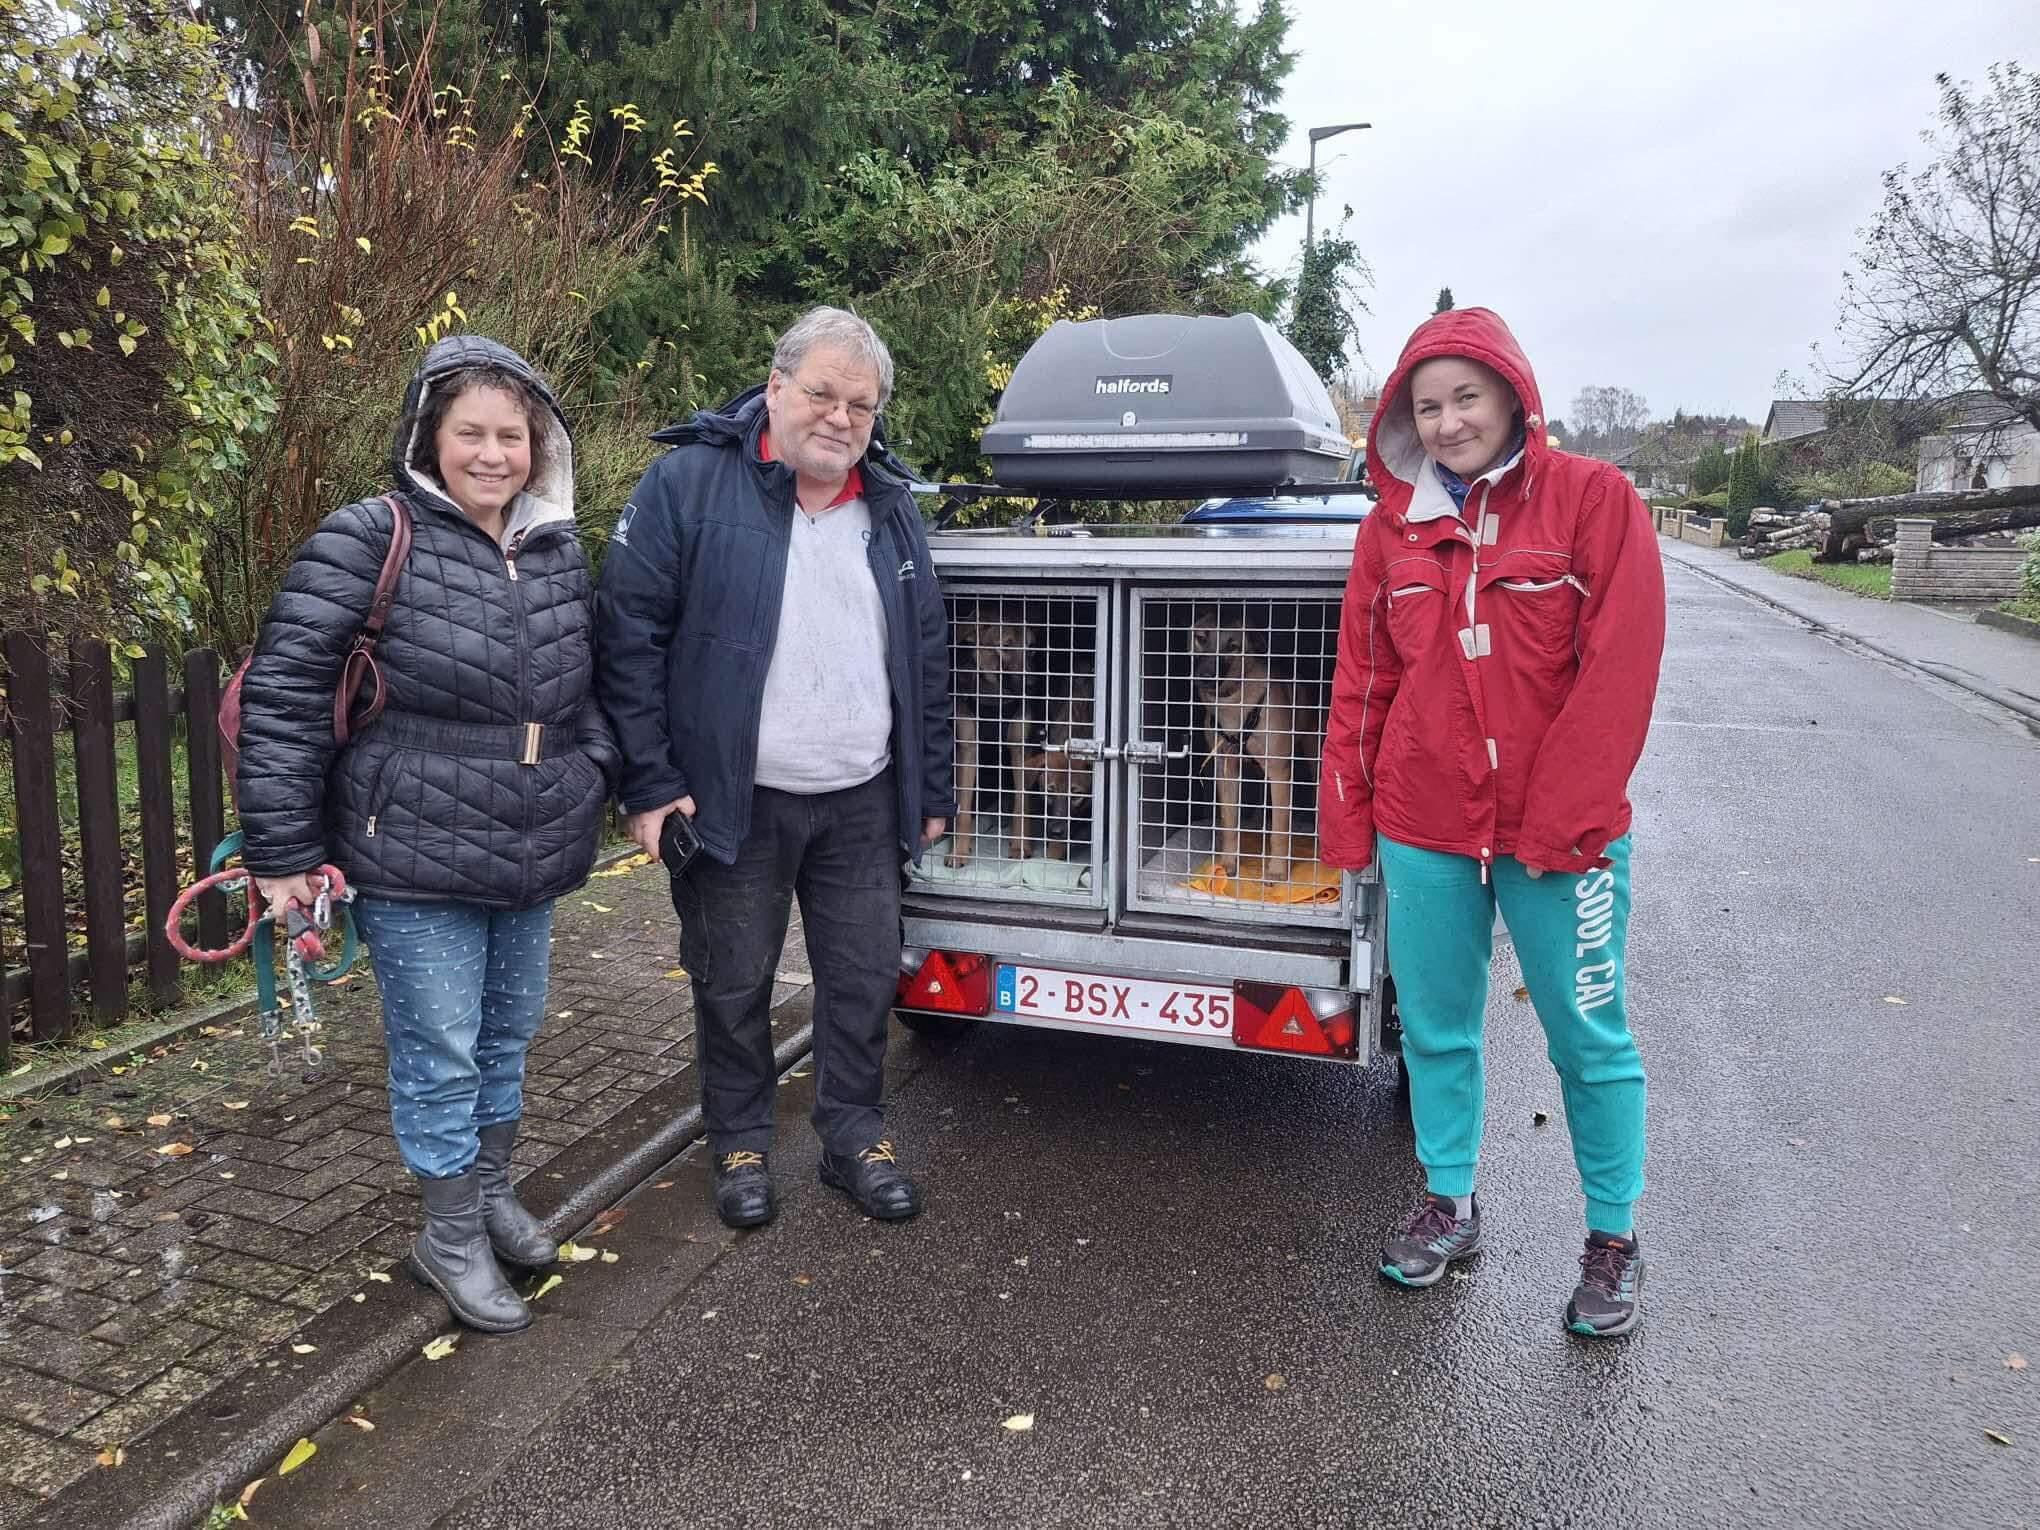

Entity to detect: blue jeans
[353,896,555,1180]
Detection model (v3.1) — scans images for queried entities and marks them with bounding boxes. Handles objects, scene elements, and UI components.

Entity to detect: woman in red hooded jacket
[1320,308,1665,1337]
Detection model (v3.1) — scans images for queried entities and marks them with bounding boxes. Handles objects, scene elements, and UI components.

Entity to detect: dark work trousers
[669,769,901,1158]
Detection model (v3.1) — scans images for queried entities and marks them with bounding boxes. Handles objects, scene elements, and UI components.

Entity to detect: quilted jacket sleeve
[1514,468,1666,873]
[594,463,692,814]
[1319,523,1398,871]
[236,499,390,877]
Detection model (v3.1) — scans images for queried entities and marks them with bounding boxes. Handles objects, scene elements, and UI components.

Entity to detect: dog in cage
[1187,604,1309,876]
[1011,671,1095,860]
[945,598,1041,866]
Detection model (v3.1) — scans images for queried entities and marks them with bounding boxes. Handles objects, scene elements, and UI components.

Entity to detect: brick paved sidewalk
[0,851,811,1524]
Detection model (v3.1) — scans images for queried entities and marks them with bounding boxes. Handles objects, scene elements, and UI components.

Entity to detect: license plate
[994,964,1233,1038]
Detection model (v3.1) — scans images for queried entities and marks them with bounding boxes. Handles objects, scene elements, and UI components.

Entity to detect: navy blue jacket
[593,389,956,865]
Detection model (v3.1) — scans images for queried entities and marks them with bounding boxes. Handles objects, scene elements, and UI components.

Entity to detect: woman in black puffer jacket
[237,336,617,1334]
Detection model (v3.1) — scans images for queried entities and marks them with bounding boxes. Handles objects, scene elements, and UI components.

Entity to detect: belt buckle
[520,722,542,766]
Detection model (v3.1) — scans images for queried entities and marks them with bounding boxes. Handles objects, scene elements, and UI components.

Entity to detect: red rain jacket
[1319,308,1665,876]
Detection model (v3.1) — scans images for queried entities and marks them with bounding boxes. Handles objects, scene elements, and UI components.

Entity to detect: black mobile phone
[658,811,701,875]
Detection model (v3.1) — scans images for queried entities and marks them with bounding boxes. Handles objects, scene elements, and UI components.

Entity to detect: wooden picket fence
[1,631,232,1069]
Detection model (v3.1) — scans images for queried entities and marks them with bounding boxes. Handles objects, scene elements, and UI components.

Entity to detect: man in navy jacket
[596,307,954,1228]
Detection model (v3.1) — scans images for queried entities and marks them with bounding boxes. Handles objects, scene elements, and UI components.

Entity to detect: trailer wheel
[893,1008,977,1041]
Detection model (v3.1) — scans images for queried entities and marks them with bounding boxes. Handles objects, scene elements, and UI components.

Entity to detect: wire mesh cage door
[1123,587,1351,929]
[911,583,1109,908]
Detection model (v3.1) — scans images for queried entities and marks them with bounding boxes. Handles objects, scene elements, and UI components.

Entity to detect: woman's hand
[253,872,326,917]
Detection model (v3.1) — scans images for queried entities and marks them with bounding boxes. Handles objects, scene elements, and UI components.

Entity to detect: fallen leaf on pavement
[558,1240,598,1262]
[279,1439,316,1474]
[1984,1429,2012,1446]
[653,1180,674,1190]
[532,1273,564,1301]
[792,1274,812,1286]
[344,1415,376,1432]
[664,967,688,980]
[52,1171,68,1181]
[1264,1374,1286,1392]
[1512,986,1530,1002]
[2009,1354,2028,1370]
[96,1446,124,1467]
[290,1343,316,1355]
[351,1293,365,1303]
[156,1142,194,1157]
[223,1101,250,1111]
[580,901,614,913]
[599,1250,619,1264]
[53,1136,72,1149]
[104,1116,126,1129]
[422,1336,457,1360]
[585,1207,628,1239]
[367,1271,393,1283]
[1883,996,1907,1005]
[239,1478,265,1507]
[1002,1414,1035,1432]
[7,1061,33,1077]
[87,1037,107,1050]
[146,1113,174,1127]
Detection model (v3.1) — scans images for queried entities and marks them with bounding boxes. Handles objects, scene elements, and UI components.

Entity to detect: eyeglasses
[789,378,879,427]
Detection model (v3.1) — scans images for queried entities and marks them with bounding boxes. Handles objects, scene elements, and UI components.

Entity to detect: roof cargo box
[980,313,1350,495]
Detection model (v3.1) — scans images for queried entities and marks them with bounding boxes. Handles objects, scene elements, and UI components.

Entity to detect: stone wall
[1889,516,2026,602]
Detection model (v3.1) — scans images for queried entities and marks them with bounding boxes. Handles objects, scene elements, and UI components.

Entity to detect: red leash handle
[165,864,351,965]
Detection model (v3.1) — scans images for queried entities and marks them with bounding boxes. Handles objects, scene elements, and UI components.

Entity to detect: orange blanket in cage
[1181,860,1342,904]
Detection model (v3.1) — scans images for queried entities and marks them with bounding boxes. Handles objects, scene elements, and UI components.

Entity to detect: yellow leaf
[146,1113,173,1126]
[354,237,372,253]
[558,1241,598,1263]
[422,1335,458,1360]
[239,1477,265,1507]
[580,901,614,913]
[532,1273,564,1300]
[367,1271,393,1283]
[224,1101,250,1110]
[1264,1373,1286,1391]
[53,1136,72,1149]
[600,1250,619,1264]
[351,1293,365,1303]
[156,1142,194,1157]
[344,1415,375,1432]
[278,1438,317,1474]
[96,1446,124,1467]
[664,967,688,980]
[290,1343,316,1355]
[86,1036,107,1050]
[103,1116,125,1129]
[1883,996,1907,1005]
[1002,1413,1035,1432]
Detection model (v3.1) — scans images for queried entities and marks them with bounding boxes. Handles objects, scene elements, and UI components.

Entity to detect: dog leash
[166,833,359,1077]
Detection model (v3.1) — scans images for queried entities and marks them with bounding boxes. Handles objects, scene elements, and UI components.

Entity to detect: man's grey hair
[772,306,895,406]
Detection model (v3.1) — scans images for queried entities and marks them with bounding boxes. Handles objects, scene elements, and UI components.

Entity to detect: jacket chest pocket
[1481,556,1586,655]
[1382,561,1455,656]
[681,526,771,648]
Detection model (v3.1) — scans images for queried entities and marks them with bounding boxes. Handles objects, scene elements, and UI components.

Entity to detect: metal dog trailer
[896,521,1394,1070]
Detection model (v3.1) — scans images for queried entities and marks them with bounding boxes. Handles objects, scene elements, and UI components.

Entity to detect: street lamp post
[1305,121,1371,250]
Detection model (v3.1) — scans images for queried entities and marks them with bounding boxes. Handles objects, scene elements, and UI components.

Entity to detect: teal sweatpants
[1378,834,1645,1235]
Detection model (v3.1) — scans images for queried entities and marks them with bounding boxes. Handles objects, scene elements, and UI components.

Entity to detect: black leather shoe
[819,1139,923,1221]
[713,1150,777,1229]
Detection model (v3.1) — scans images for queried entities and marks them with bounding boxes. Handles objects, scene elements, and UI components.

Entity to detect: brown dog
[1011,671,1095,861]
[1188,607,1308,876]
[946,600,1039,867]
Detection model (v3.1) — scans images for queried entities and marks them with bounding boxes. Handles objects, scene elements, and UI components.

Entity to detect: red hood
[1366,307,1549,503]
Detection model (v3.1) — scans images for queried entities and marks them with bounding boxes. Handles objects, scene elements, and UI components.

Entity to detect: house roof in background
[1762,400,1830,442]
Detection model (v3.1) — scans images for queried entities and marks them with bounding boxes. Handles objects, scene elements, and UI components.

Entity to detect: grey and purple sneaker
[1566,1231,1645,1337]
[1379,1192,1483,1287]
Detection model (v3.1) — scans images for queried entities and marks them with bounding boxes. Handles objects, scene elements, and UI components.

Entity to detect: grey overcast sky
[1256,0,2039,426]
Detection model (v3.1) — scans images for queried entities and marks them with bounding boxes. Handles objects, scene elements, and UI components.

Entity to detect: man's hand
[625,796,696,858]
[253,872,325,918]
[921,817,947,848]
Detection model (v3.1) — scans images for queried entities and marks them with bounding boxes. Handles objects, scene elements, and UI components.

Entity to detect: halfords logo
[1094,374,1172,396]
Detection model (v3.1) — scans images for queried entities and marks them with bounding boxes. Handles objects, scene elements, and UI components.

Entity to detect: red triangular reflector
[903,950,960,1009]
[1255,988,1334,1055]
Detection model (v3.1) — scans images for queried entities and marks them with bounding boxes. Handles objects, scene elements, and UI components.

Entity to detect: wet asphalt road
[257,564,2040,1530]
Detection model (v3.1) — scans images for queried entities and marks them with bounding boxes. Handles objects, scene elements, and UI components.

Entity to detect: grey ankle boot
[475,1121,557,1268]
[407,1172,531,1333]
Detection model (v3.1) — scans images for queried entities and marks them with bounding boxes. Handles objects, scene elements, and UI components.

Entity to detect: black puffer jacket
[237,337,617,910]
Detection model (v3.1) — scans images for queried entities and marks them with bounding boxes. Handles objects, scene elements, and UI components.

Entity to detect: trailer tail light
[1232,981,1358,1059]
[896,947,993,1017]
